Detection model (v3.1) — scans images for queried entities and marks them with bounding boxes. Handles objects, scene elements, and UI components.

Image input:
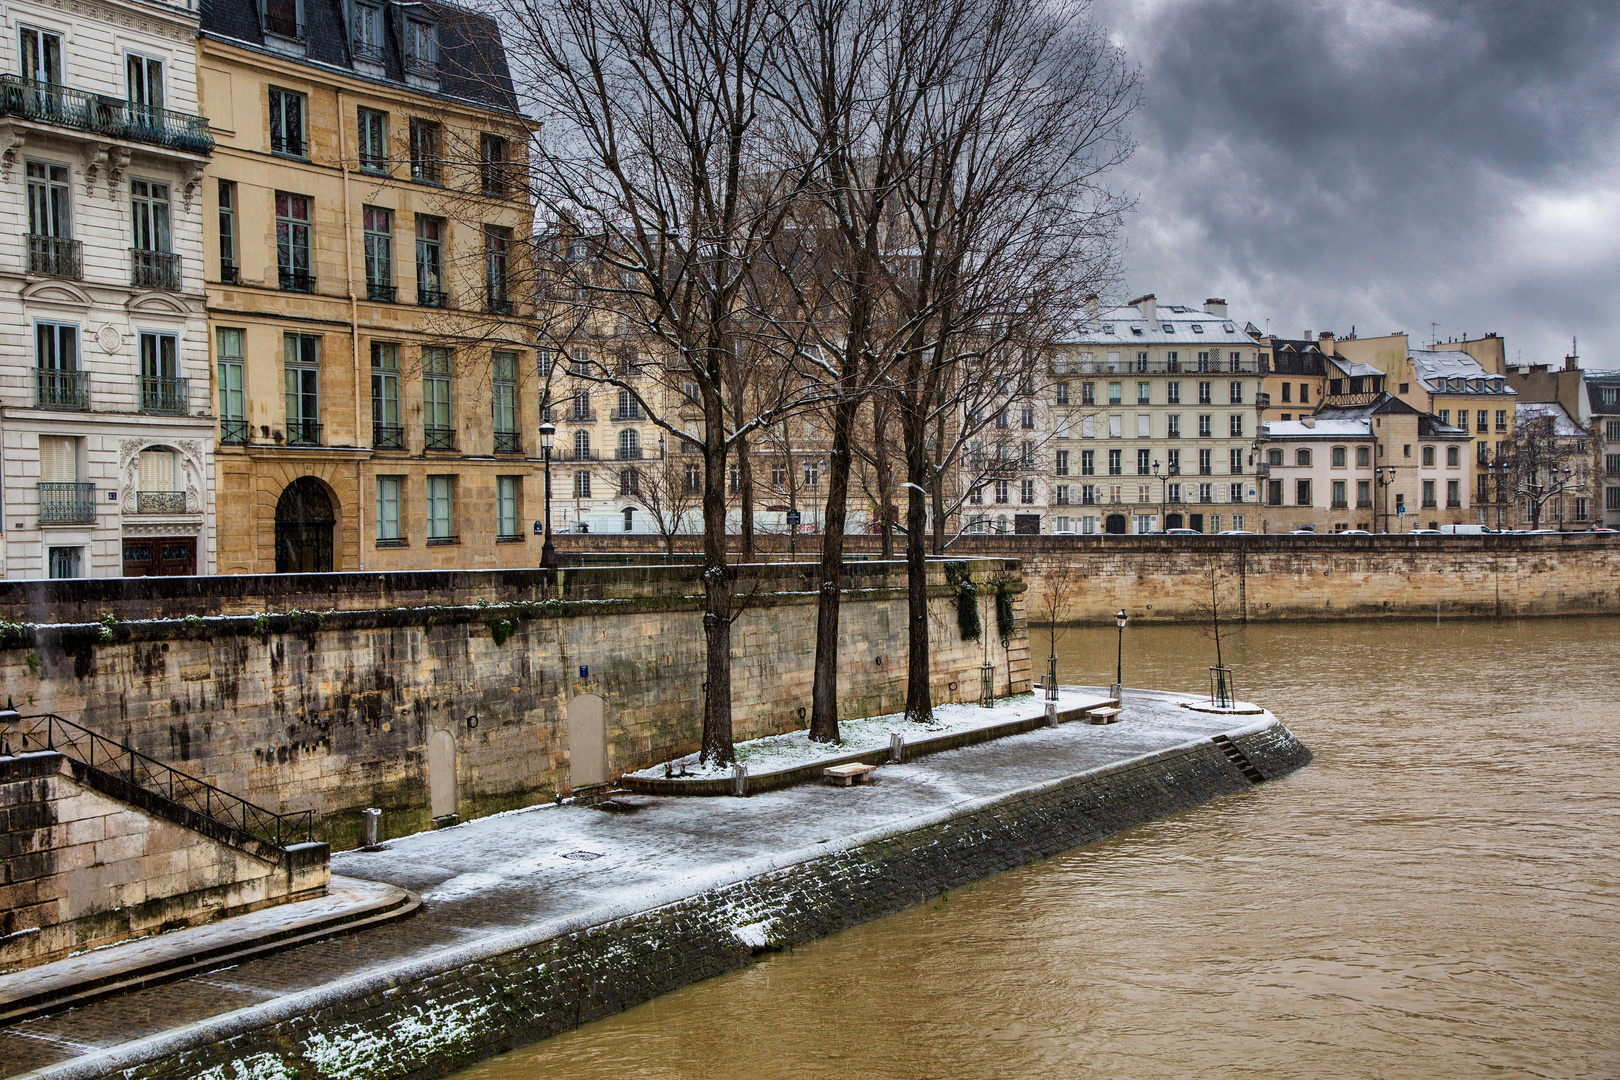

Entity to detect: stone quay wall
[26,720,1310,1080]
[0,561,1030,849]
[555,533,1620,624]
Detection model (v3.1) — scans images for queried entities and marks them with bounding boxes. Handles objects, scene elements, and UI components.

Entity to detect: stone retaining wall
[26,721,1309,1080]
[0,561,1030,849]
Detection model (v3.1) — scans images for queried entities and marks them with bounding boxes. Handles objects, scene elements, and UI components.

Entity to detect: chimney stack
[1085,293,1100,322]
[1203,297,1227,317]
[1318,331,1336,352]
[1129,293,1156,324]
[1565,353,1580,371]
[1301,417,1316,429]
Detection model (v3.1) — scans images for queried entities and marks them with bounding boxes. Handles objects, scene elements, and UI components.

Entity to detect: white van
[1438,524,1495,535]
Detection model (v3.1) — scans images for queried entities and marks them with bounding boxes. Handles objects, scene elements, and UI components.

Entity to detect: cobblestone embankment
[17,716,1308,1080]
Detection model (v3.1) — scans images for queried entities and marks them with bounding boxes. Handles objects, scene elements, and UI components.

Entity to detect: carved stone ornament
[0,125,26,184]
[182,161,206,212]
[97,324,124,354]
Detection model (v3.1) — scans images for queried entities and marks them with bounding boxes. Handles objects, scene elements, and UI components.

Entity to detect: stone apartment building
[1590,372,1620,528]
[0,0,219,579]
[199,0,534,573]
[1046,295,1266,534]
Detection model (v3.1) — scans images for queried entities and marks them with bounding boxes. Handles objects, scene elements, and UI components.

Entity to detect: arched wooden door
[428,729,458,819]
[567,694,608,789]
[1105,513,1128,535]
[275,477,335,573]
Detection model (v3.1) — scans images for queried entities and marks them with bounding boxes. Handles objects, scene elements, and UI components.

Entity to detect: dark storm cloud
[1089,0,1620,364]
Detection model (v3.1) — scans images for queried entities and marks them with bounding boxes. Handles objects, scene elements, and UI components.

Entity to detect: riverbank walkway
[0,687,1282,1079]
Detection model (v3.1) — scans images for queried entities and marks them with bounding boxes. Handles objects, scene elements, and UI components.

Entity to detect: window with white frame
[426,475,453,539]
[376,476,402,541]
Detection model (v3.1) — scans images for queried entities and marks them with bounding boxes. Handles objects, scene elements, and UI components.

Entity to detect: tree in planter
[1033,553,1085,694]
[1189,557,1241,706]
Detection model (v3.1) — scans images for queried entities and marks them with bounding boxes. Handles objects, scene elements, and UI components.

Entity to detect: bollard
[1045,702,1057,728]
[889,731,905,762]
[732,763,747,797]
[361,807,381,847]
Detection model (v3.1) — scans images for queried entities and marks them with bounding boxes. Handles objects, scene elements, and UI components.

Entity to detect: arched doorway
[427,729,457,820]
[567,694,608,789]
[1165,513,1184,530]
[1105,513,1128,535]
[275,478,334,573]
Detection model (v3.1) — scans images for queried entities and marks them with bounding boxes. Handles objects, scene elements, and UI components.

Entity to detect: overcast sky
[1088,0,1620,369]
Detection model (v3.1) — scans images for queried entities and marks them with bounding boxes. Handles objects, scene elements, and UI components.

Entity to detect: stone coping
[622,692,1115,797]
[0,877,417,1027]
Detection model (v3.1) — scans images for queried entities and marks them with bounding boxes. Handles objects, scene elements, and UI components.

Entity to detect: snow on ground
[631,691,1103,779]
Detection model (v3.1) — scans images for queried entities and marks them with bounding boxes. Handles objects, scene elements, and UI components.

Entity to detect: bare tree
[1503,411,1592,529]
[608,448,702,555]
[1033,552,1085,684]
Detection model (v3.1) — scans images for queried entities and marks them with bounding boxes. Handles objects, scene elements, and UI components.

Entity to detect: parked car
[1525,529,1561,535]
[1589,527,1618,534]
[1340,529,1372,535]
[1438,524,1494,535]
[1288,529,1318,535]
[1218,529,1256,535]
[1409,528,1442,534]
[1165,528,1201,535]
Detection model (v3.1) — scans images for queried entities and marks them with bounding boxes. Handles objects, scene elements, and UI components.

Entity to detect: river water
[454,617,1620,1080]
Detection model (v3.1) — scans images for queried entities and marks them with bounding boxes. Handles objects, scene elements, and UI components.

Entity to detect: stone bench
[824,763,878,787]
[1087,706,1124,725]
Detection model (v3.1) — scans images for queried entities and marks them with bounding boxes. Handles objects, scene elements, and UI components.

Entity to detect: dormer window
[404,18,438,75]
[1223,321,1236,332]
[1161,323,1172,333]
[262,0,304,40]
[350,2,382,63]
[1101,324,1114,335]
[1130,325,1142,336]
[1191,323,1204,333]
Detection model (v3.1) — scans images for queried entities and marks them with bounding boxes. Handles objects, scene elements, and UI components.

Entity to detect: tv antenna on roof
[1430,322,1439,348]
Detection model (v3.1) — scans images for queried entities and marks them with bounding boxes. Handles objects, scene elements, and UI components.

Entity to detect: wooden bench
[824,763,878,786]
[1087,706,1124,725]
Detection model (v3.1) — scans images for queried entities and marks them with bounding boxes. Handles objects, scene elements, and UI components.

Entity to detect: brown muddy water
[453,617,1620,1080]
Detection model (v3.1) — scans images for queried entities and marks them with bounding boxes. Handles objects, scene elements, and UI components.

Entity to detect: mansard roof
[200,0,518,113]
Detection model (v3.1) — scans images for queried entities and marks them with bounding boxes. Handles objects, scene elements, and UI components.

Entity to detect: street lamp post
[1111,608,1127,701]
[1376,466,1398,533]
[539,421,558,576]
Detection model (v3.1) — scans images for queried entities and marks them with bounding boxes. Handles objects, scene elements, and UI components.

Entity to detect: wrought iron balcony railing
[263,11,304,39]
[131,249,181,291]
[567,408,598,422]
[494,430,522,454]
[616,447,645,461]
[279,268,315,293]
[37,369,88,410]
[0,76,215,154]
[367,282,397,302]
[220,418,248,445]
[424,425,456,451]
[28,234,81,279]
[38,482,95,523]
[610,408,644,422]
[561,449,599,462]
[140,375,190,416]
[136,490,188,514]
[220,262,241,284]
[286,419,322,446]
[417,285,446,307]
[373,424,405,450]
[351,39,383,63]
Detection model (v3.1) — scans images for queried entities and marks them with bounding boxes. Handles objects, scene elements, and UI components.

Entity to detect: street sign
[786,510,801,526]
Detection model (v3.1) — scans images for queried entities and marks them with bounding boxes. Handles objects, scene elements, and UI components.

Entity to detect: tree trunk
[700,438,734,766]
[737,431,755,564]
[904,425,933,724]
[809,396,859,743]
[931,462,947,555]
[874,400,895,560]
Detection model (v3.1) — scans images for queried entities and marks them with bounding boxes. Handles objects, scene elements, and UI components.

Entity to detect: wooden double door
[123,537,196,576]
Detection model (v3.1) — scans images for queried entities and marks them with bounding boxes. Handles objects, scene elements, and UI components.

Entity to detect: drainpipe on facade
[337,89,365,570]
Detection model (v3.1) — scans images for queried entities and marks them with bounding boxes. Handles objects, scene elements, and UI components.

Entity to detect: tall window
[1229,414,1243,438]
[619,468,640,496]
[684,463,701,493]
[1198,448,1212,475]
[269,87,305,156]
[574,471,591,498]
[1137,449,1151,475]
[371,342,401,448]
[130,180,175,288]
[415,216,444,305]
[1167,381,1181,404]
[618,429,641,460]
[1296,479,1312,506]
[1229,381,1243,404]
[1198,414,1212,437]
[1332,480,1347,508]
[19,27,62,85]
[423,347,453,450]
[217,180,238,281]
[139,332,182,414]
[35,322,81,409]
[493,352,519,452]
[1230,448,1244,474]
[363,206,393,300]
[1198,381,1212,404]
[357,108,387,172]
[284,334,320,444]
[1108,449,1122,475]
[350,2,382,61]
[26,161,74,278]
[573,430,591,460]
[376,477,402,541]
[426,476,453,540]
[496,476,520,539]
[263,0,302,38]
[480,133,508,196]
[275,192,313,291]
[409,119,440,182]
[126,54,164,117]
[484,225,510,313]
[404,18,438,74]
[217,329,246,444]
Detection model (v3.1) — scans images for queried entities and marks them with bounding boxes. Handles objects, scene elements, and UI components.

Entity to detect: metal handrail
[0,76,214,155]
[2,712,313,848]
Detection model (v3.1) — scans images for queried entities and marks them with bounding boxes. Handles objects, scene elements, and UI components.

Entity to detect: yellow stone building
[198,0,534,572]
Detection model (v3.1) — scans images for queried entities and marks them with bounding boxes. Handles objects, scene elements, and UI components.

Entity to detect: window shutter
[138,448,175,491]
[40,436,76,482]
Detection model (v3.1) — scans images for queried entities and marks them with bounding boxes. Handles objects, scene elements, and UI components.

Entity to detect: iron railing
[561,449,599,462]
[373,423,405,450]
[136,490,188,513]
[279,268,315,293]
[417,286,446,307]
[493,430,522,454]
[367,282,397,302]
[28,234,81,279]
[220,418,248,445]
[1050,356,1264,376]
[0,76,215,154]
[38,482,96,523]
[131,249,181,291]
[220,262,241,284]
[424,425,456,451]
[286,419,322,446]
[262,11,304,39]
[36,369,89,410]
[140,375,190,416]
[610,407,644,422]
[2,711,313,848]
[567,408,598,422]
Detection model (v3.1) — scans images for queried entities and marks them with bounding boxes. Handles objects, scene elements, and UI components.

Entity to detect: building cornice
[24,0,199,40]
